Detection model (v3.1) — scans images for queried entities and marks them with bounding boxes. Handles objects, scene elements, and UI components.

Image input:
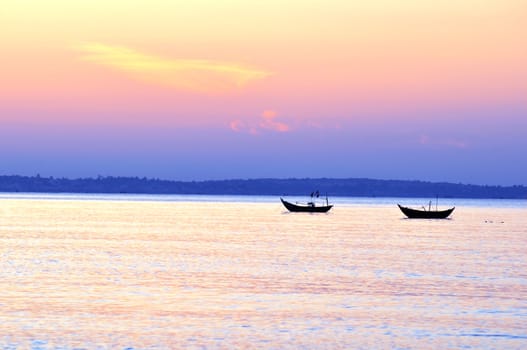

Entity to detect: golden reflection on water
[1,198,526,349]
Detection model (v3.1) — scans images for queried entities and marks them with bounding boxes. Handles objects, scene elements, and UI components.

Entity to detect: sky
[1,1,526,185]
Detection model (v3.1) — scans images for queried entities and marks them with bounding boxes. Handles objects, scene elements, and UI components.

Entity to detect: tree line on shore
[0,175,526,199]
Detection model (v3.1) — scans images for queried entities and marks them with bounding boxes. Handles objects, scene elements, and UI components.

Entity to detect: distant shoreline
[1,175,526,200]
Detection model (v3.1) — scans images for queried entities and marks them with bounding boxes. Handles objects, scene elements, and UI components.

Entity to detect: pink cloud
[229,119,245,132]
[259,110,290,132]
[261,110,277,119]
[229,110,290,134]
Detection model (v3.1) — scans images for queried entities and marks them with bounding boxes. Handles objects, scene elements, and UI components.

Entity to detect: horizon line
[1,173,525,188]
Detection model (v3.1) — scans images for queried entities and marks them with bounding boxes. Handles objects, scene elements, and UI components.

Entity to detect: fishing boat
[280,191,333,213]
[281,198,333,213]
[398,202,455,219]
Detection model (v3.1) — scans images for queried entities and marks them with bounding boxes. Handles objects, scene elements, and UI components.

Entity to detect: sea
[0,193,526,349]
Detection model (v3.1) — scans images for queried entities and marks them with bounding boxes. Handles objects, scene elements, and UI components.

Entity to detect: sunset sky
[1,1,526,185]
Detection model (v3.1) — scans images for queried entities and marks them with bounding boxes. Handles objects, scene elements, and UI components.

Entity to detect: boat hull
[281,198,333,213]
[398,204,454,219]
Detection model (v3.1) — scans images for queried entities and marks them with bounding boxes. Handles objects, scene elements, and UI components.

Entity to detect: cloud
[229,120,245,132]
[230,110,290,134]
[259,110,290,132]
[75,43,271,94]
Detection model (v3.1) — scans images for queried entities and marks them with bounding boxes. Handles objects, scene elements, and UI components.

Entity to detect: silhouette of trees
[0,175,525,199]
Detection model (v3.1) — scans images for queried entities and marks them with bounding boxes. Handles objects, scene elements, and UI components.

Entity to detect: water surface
[1,194,526,349]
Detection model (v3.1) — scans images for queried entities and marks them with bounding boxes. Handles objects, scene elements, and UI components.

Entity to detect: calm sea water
[0,194,526,349]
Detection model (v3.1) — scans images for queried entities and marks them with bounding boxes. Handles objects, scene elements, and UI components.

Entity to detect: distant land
[1,175,526,199]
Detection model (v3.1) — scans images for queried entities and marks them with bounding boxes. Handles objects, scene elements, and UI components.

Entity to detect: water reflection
[0,197,525,349]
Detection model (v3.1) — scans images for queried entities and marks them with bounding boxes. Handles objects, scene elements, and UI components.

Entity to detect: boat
[398,203,455,219]
[280,196,333,213]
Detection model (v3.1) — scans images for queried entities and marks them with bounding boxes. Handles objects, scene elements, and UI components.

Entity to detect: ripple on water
[0,197,525,349]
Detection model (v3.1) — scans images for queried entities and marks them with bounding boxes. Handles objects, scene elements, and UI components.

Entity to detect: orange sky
[1,1,526,183]
[2,1,525,124]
